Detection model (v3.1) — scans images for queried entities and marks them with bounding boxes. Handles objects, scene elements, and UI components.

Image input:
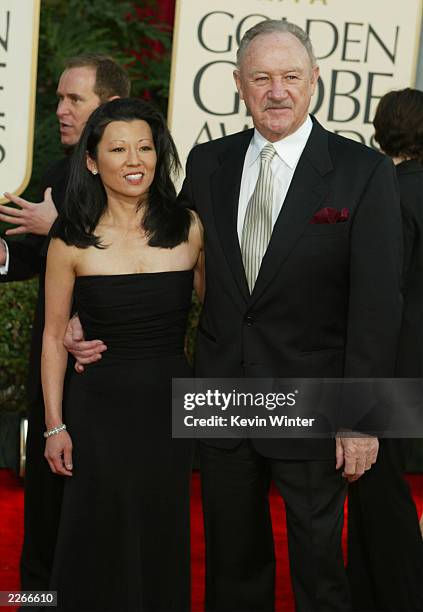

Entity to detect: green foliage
[0,279,38,411]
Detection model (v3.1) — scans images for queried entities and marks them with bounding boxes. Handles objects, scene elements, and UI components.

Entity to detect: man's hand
[63,314,107,373]
[335,433,379,483]
[0,188,58,236]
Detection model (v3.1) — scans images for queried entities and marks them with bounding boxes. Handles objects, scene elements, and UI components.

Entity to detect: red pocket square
[310,207,349,224]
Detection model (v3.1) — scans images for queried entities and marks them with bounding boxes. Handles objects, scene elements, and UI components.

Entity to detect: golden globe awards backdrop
[0,0,40,204]
[168,0,423,173]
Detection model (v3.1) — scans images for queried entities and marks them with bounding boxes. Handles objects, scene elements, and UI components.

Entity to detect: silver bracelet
[44,424,67,438]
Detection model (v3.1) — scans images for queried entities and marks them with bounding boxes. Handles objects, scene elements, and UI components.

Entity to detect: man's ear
[233,69,244,101]
[86,153,97,175]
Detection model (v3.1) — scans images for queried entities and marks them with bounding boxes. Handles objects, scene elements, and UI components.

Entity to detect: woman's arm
[42,238,77,477]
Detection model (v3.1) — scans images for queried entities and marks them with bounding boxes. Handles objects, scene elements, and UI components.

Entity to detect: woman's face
[87,119,157,203]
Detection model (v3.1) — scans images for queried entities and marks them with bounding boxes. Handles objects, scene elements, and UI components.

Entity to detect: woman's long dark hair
[53,97,191,248]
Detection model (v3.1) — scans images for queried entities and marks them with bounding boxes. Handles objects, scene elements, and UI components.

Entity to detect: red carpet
[0,470,24,612]
[0,469,422,612]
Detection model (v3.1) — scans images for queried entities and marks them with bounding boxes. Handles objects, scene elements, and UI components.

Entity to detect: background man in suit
[0,54,129,590]
[67,21,403,612]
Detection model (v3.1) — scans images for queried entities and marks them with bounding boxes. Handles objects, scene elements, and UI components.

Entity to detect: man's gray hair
[236,20,317,68]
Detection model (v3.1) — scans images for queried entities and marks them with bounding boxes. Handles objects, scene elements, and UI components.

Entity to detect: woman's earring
[92,169,98,175]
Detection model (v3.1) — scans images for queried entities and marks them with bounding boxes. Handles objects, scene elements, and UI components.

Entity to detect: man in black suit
[0,54,129,590]
[179,20,402,612]
[67,21,402,612]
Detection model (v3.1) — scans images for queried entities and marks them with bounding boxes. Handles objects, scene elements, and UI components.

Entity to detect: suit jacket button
[245,314,254,326]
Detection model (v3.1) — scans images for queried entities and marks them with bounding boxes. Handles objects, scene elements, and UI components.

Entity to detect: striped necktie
[241,143,277,292]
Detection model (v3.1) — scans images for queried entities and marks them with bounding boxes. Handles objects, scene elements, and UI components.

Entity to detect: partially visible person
[348,87,423,612]
[0,54,130,591]
[43,97,202,611]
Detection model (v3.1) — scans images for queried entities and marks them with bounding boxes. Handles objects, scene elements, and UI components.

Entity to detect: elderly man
[0,54,130,591]
[179,19,402,611]
[67,22,402,611]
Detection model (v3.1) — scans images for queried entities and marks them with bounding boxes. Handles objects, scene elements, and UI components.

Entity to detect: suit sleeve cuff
[0,238,10,274]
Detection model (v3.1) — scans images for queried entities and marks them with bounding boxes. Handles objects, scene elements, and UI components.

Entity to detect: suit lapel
[250,119,333,306]
[210,129,253,302]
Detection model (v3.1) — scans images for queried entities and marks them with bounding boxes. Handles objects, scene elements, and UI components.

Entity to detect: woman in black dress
[41,98,203,611]
[347,88,423,612]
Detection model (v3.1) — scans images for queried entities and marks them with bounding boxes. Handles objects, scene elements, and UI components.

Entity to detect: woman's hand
[44,430,74,477]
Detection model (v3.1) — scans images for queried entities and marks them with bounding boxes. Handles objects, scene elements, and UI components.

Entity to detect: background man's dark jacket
[2,157,71,404]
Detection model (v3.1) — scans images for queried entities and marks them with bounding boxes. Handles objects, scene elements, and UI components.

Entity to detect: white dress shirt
[0,238,9,274]
[237,115,313,241]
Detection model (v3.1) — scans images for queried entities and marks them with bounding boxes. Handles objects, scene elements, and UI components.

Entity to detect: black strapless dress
[49,271,194,612]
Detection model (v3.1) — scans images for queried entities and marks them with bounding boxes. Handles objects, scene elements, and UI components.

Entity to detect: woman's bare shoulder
[48,237,83,270]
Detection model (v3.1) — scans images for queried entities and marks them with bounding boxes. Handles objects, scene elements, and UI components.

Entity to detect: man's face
[56,67,101,146]
[234,32,319,142]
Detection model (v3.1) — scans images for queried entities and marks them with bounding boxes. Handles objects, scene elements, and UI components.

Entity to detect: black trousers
[20,400,64,591]
[199,440,351,612]
[347,439,423,612]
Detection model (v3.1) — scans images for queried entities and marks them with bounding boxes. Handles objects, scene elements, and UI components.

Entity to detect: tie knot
[260,143,277,164]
